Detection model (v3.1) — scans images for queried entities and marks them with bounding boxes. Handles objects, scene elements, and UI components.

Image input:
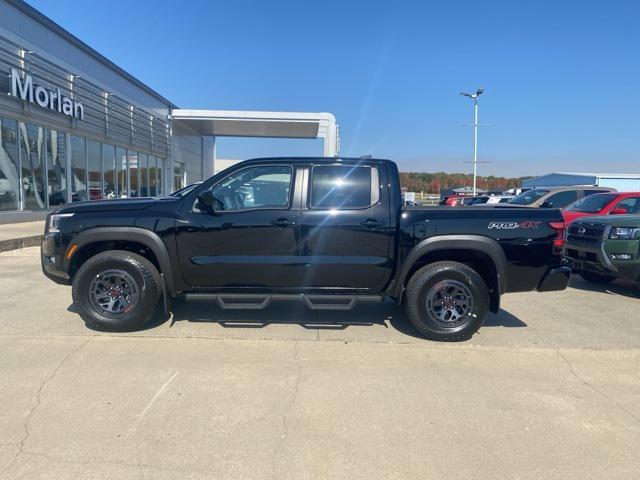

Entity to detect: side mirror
[540,201,554,208]
[196,190,215,213]
[610,208,627,215]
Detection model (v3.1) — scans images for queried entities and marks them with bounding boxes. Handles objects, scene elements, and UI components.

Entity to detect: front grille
[567,222,606,244]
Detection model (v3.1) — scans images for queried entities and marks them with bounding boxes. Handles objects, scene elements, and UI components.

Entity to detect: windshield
[565,193,618,213]
[508,189,549,205]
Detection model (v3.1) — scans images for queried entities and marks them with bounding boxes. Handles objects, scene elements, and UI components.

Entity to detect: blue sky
[29,0,640,176]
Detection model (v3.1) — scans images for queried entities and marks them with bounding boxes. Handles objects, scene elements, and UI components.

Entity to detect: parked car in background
[439,196,465,206]
[565,215,640,286]
[562,192,640,224]
[508,186,615,209]
[469,195,512,205]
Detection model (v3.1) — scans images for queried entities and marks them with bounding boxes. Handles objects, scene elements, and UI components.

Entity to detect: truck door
[174,164,300,288]
[297,162,393,291]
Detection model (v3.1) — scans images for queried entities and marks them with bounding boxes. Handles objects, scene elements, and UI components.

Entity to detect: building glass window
[102,143,116,199]
[0,117,20,211]
[19,122,47,209]
[46,129,66,207]
[173,162,185,192]
[148,155,157,196]
[70,136,86,202]
[87,139,102,201]
[138,153,148,197]
[128,151,139,197]
[116,146,127,198]
[158,157,164,196]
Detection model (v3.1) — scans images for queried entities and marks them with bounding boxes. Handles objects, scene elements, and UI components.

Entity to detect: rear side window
[310,165,380,209]
[545,190,578,208]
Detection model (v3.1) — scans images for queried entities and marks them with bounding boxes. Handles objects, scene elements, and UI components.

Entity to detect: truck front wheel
[71,250,162,331]
[405,261,489,341]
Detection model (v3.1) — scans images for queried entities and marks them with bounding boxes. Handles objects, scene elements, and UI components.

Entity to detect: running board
[183,293,383,311]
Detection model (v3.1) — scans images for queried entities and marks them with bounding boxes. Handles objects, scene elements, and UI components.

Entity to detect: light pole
[460,88,484,196]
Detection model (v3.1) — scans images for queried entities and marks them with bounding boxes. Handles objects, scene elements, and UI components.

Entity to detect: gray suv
[508,186,615,209]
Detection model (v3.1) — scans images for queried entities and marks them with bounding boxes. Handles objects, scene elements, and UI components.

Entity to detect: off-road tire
[72,250,161,331]
[579,270,615,285]
[405,261,489,341]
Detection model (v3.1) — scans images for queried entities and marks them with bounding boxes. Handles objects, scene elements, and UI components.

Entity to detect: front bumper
[537,266,571,292]
[41,233,70,285]
[565,239,640,280]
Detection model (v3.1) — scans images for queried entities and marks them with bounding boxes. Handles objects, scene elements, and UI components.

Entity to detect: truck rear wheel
[71,250,162,331]
[579,271,615,285]
[405,261,489,341]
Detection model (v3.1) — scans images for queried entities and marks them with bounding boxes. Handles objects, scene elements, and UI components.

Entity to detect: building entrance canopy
[171,110,339,157]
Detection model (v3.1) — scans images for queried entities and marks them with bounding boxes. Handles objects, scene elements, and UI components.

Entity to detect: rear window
[310,165,380,209]
[565,193,618,213]
[508,189,549,205]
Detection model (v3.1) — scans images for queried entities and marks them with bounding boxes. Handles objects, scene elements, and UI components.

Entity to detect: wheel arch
[392,235,508,313]
[64,227,176,296]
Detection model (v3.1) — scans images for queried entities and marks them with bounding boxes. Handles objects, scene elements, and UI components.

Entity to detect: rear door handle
[360,218,385,228]
[271,218,293,227]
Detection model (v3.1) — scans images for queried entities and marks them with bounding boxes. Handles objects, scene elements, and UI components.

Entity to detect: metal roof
[540,172,640,179]
[6,0,177,108]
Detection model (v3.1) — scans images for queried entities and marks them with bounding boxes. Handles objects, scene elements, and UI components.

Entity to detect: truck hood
[574,214,640,228]
[54,197,170,214]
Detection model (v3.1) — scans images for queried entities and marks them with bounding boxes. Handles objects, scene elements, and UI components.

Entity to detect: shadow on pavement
[72,297,527,337]
[157,298,527,338]
[569,276,640,299]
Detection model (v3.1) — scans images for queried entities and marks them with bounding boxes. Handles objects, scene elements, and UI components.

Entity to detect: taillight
[549,221,566,254]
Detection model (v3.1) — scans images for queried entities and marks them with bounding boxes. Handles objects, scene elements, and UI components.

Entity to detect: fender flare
[65,227,176,296]
[391,235,508,300]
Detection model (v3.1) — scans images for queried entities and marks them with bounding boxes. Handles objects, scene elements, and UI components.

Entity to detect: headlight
[609,227,640,240]
[48,213,74,233]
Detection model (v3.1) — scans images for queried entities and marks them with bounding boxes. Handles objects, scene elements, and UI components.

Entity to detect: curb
[0,235,43,253]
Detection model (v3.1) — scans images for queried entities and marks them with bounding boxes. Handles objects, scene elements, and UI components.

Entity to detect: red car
[562,192,640,224]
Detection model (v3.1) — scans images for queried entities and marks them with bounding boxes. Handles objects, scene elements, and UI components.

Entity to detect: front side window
[310,165,380,209]
[208,165,292,211]
[545,190,578,208]
[613,197,640,214]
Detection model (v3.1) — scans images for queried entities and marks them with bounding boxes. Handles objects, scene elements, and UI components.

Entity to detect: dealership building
[0,0,339,215]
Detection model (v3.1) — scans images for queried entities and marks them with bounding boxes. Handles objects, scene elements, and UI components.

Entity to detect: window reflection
[87,140,102,200]
[158,157,164,196]
[70,136,86,202]
[0,117,20,211]
[116,146,127,198]
[138,153,148,197]
[148,155,157,196]
[102,144,116,199]
[1,115,168,209]
[128,151,139,197]
[19,122,46,209]
[46,130,66,206]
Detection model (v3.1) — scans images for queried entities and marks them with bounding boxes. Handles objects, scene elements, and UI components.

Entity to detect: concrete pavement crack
[272,341,302,480]
[0,336,92,478]
[557,349,640,425]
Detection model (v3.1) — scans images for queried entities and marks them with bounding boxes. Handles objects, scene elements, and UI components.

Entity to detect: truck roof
[238,157,393,166]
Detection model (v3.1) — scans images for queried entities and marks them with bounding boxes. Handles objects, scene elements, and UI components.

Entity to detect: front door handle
[360,218,385,228]
[271,218,293,227]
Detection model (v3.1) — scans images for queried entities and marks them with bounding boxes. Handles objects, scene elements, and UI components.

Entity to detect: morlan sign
[9,68,84,120]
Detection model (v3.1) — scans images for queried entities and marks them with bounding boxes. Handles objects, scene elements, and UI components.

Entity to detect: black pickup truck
[42,157,570,340]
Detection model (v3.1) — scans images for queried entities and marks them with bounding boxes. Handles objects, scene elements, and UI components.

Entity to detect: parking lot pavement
[1,247,639,479]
